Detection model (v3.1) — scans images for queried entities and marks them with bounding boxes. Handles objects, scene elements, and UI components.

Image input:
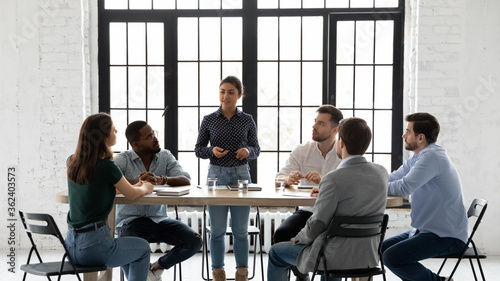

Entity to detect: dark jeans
[273,209,313,243]
[119,217,202,270]
[382,230,465,281]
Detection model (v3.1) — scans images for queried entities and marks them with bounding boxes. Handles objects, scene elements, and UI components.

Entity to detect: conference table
[55,185,403,281]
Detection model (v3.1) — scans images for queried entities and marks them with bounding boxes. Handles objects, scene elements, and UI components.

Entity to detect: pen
[196,185,202,189]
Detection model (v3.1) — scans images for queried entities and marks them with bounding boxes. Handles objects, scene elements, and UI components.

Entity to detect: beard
[404,141,418,151]
[312,132,330,142]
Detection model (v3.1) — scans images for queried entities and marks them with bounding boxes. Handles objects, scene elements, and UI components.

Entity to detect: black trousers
[273,209,313,244]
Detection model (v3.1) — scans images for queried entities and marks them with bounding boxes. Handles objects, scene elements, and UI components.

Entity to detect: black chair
[434,198,488,281]
[119,205,182,281]
[202,206,264,281]
[19,210,107,281]
[311,214,389,281]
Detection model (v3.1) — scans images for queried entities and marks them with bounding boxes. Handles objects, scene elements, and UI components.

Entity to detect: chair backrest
[19,211,66,245]
[325,214,388,240]
[465,198,488,243]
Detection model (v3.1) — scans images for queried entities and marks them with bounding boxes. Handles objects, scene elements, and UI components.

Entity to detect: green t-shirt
[67,158,123,228]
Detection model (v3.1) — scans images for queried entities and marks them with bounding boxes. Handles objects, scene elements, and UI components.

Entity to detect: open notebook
[154,186,190,196]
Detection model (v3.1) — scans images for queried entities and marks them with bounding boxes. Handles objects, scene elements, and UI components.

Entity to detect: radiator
[149,210,293,254]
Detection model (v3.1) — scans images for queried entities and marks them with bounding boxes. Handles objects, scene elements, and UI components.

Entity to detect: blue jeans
[207,164,251,270]
[382,230,466,281]
[65,224,150,281]
[267,242,341,281]
[118,217,202,270]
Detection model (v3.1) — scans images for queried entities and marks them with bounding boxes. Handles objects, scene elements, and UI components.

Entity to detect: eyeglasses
[141,130,158,141]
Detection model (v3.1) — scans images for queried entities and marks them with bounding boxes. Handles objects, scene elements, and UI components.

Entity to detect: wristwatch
[162,175,168,185]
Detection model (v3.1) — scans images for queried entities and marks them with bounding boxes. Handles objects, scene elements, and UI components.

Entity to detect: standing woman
[195,76,260,281]
[65,113,154,281]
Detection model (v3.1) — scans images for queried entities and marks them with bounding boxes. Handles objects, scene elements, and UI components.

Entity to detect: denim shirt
[388,143,468,243]
[114,149,191,228]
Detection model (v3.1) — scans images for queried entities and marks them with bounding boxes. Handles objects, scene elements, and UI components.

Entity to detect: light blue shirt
[114,149,191,228]
[388,143,468,243]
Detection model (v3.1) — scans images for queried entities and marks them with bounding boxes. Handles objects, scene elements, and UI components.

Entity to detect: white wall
[1,0,499,259]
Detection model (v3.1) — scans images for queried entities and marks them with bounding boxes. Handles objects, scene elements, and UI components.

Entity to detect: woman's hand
[235,147,249,160]
[212,146,229,158]
[140,181,154,195]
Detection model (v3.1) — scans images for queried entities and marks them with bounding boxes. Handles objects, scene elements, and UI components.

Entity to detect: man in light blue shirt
[114,121,202,281]
[382,113,468,281]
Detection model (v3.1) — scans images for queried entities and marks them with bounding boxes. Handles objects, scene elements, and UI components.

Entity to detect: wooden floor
[8,250,499,280]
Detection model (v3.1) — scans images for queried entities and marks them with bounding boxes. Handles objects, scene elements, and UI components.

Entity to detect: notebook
[155,186,190,196]
[226,184,262,191]
[296,184,318,189]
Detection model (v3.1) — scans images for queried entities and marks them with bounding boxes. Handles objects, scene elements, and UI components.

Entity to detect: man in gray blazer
[267,117,388,281]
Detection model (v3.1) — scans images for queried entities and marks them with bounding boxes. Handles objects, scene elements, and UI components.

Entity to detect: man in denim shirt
[382,113,468,281]
[115,121,202,281]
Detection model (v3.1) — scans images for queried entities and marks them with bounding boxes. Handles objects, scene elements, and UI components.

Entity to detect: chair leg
[437,258,447,275]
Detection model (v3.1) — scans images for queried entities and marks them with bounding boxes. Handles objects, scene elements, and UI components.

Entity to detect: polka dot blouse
[195,107,260,167]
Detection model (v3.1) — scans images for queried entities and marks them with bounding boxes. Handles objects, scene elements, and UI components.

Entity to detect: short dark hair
[405,113,440,143]
[338,117,372,155]
[220,76,244,96]
[316,105,343,127]
[125,120,148,145]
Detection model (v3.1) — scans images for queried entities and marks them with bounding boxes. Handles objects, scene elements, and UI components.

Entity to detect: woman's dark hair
[220,76,245,96]
[405,112,440,143]
[67,113,114,184]
[338,117,372,155]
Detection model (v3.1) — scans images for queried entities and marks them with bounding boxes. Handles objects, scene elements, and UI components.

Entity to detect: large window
[98,0,405,185]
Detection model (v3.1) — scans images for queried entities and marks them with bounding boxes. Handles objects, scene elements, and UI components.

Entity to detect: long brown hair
[67,113,114,184]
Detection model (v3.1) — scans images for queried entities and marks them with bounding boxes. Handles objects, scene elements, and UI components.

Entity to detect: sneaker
[147,268,164,281]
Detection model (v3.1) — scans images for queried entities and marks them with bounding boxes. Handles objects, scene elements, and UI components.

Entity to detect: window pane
[128,23,146,65]
[222,62,243,82]
[258,0,278,9]
[280,0,301,9]
[326,0,348,8]
[374,154,391,172]
[128,110,147,123]
[178,152,201,185]
[110,110,128,151]
[374,110,392,152]
[200,0,220,9]
[147,111,164,144]
[177,0,198,9]
[258,62,278,106]
[303,0,324,8]
[178,18,198,60]
[105,0,127,9]
[355,21,374,64]
[147,66,164,108]
[374,66,393,109]
[128,67,146,108]
[178,107,199,150]
[222,18,242,60]
[354,66,373,109]
[278,152,290,173]
[110,67,127,108]
[350,0,374,8]
[302,17,323,60]
[110,23,126,65]
[153,0,175,9]
[336,21,354,64]
[130,0,151,9]
[258,107,278,150]
[301,107,317,142]
[354,110,373,153]
[258,17,278,60]
[147,23,164,65]
[222,0,242,9]
[336,66,354,108]
[280,62,301,106]
[375,21,394,64]
[280,107,301,150]
[178,63,199,106]
[375,0,399,8]
[302,62,322,106]
[200,18,221,61]
[280,17,301,60]
[200,63,221,106]
[257,153,278,185]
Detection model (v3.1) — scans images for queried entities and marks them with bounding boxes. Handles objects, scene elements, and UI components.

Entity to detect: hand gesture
[138,172,158,184]
[304,171,321,184]
[286,171,304,186]
[141,181,154,194]
[212,147,229,158]
[235,147,250,160]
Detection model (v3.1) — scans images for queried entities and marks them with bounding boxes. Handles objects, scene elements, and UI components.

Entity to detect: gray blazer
[294,156,388,273]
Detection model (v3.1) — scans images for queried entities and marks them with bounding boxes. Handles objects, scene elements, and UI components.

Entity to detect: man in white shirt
[274,105,343,281]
